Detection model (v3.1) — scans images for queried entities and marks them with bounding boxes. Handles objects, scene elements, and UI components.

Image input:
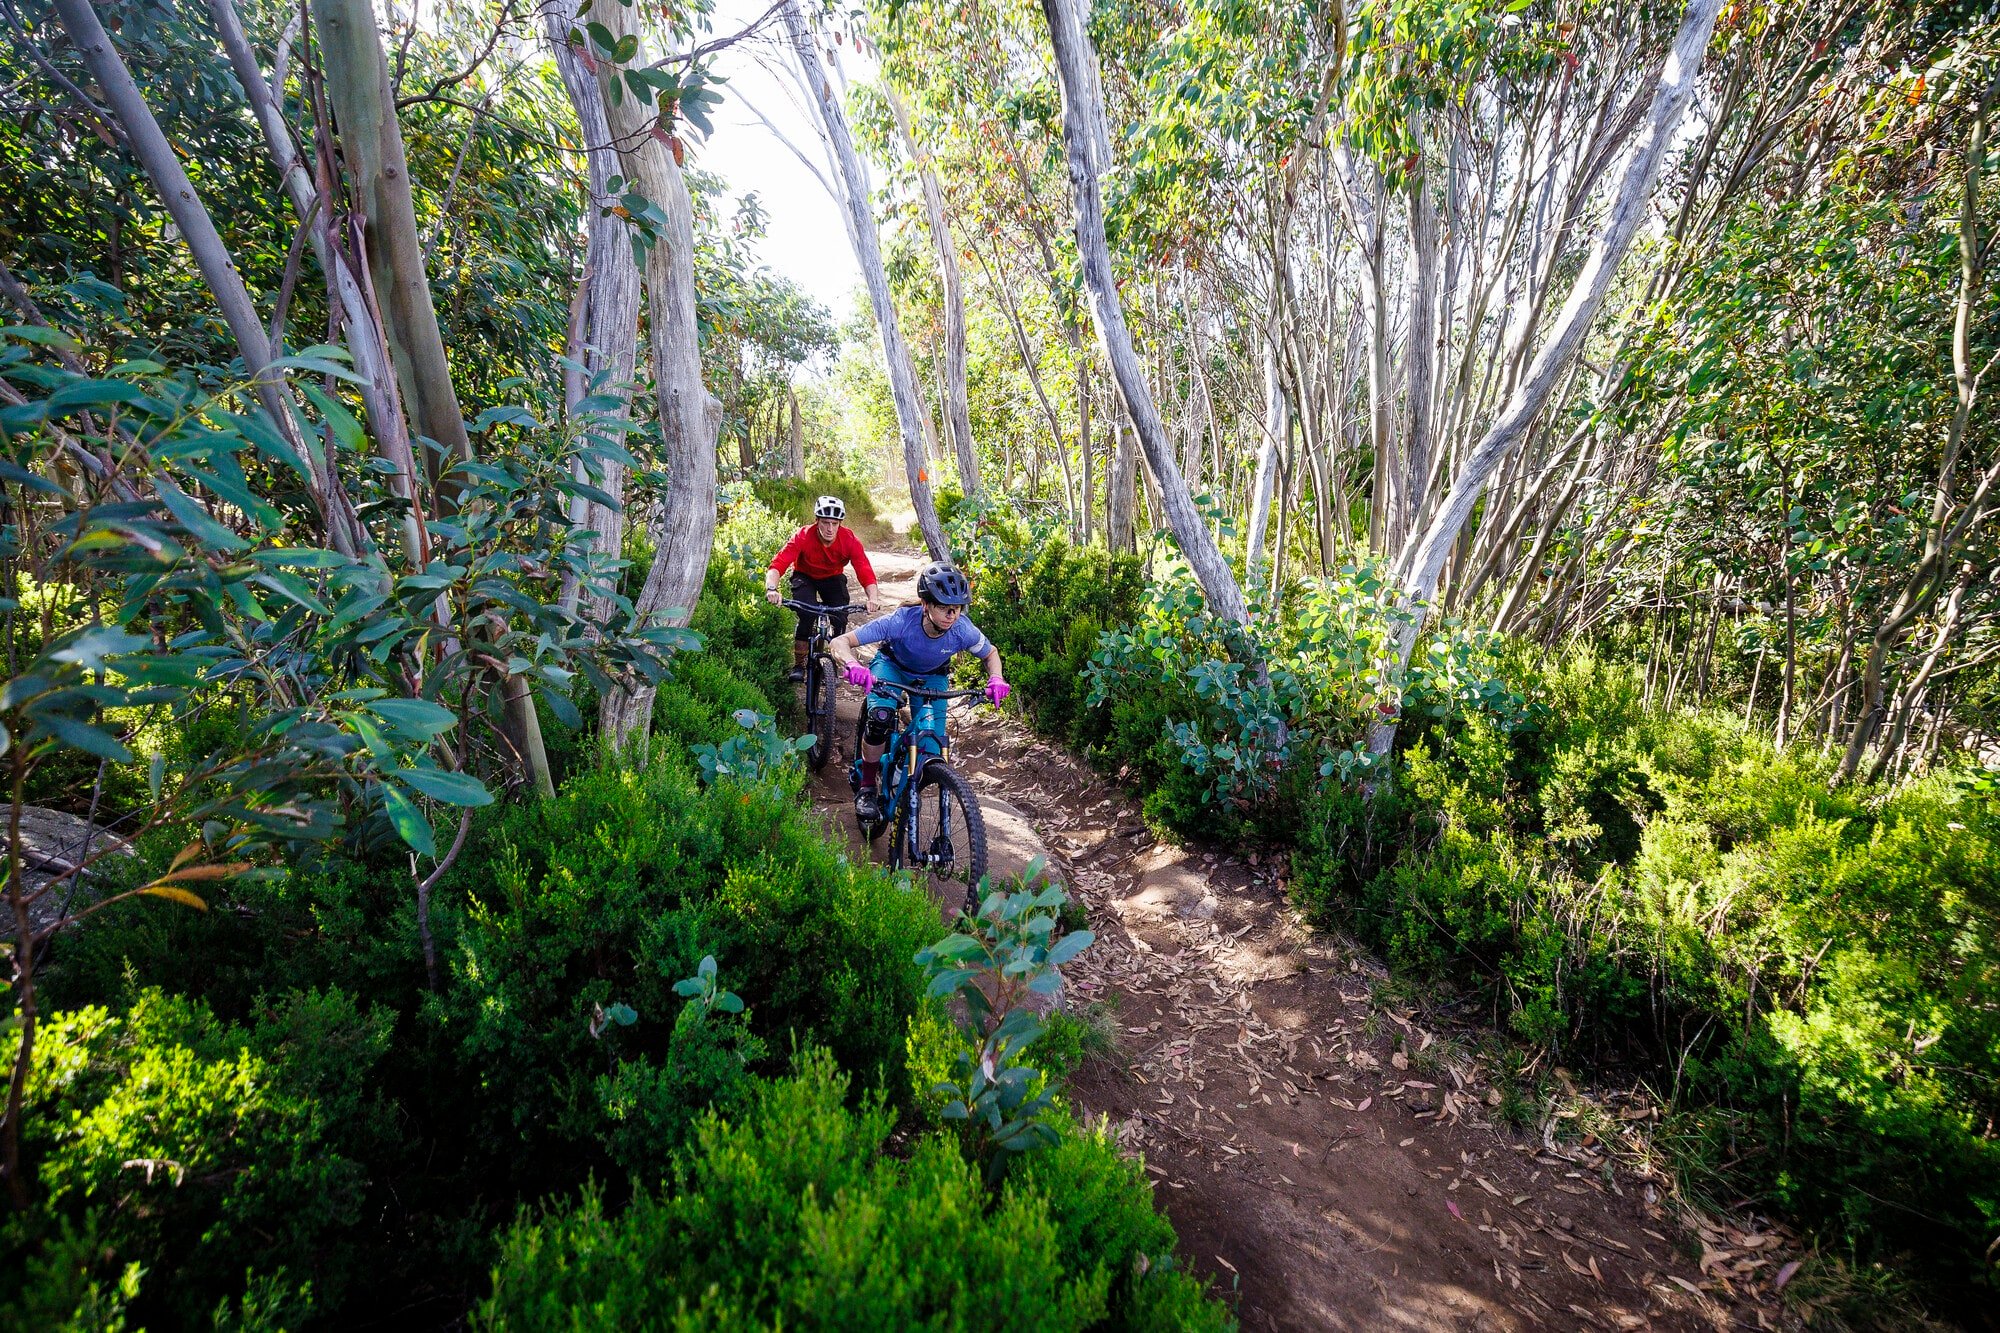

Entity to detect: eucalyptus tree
[1039,0,1250,623]
[781,0,949,558]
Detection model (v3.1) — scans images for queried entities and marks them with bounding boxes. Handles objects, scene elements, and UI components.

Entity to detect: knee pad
[864,706,896,746]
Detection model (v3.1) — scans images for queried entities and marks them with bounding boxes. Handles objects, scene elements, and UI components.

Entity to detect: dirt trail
[804,549,1788,1333]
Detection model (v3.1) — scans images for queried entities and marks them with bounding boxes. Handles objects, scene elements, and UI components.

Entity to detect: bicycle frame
[856,679,982,836]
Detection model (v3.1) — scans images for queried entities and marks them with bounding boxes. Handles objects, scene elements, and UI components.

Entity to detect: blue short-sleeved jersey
[853,605,990,675]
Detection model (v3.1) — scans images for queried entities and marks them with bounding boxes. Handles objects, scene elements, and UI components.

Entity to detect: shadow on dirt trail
[798,548,1791,1333]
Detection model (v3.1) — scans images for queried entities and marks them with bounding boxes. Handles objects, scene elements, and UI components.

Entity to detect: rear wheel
[890,761,987,908]
[805,654,837,771]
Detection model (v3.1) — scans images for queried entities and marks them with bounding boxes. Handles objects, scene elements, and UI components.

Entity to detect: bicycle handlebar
[779,600,868,615]
[859,678,987,702]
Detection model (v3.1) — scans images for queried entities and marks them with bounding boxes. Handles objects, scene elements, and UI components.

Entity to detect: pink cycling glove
[984,679,1011,706]
[844,662,875,690]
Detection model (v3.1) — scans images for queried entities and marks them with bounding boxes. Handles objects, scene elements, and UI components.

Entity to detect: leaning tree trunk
[50,0,366,557]
[311,0,552,793]
[1039,0,1247,622]
[593,0,724,749]
[782,1,948,560]
[207,0,427,570]
[1367,0,1725,760]
[886,86,979,498]
[310,0,476,494]
[546,0,641,623]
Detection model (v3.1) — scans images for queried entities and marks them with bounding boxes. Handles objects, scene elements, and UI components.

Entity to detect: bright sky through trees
[700,0,864,318]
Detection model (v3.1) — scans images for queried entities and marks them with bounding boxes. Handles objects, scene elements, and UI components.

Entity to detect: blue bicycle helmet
[916,560,972,606]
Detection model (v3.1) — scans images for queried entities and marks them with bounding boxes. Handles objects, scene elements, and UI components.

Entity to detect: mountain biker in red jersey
[764,496,881,682]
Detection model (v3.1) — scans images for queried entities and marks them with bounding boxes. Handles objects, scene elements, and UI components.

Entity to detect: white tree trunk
[1244,335,1285,584]
[885,86,979,498]
[594,2,724,748]
[1039,0,1247,623]
[786,386,806,478]
[782,1,948,559]
[1369,0,1726,759]
[206,0,425,569]
[547,1,641,623]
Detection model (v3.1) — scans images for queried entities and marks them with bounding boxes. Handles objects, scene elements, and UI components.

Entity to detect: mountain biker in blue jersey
[828,560,1009,821]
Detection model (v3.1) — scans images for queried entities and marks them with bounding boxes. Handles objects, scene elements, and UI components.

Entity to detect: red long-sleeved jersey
[768,524,877,585]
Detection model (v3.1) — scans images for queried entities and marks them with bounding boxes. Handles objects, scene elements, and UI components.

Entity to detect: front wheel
[890,761,987,906]
[805,654,837,771]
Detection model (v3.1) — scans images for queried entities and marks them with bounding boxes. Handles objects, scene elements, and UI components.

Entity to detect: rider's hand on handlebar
[864,588,880,615]
[765,588,781,605]
[843,662,874,690]
[984,679,1011,706]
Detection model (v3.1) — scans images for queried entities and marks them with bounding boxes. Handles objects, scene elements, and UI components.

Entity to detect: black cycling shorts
[789,572,852,642]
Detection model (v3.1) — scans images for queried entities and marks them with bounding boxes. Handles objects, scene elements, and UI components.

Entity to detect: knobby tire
[806,654,837,771]
[891,761,988,906]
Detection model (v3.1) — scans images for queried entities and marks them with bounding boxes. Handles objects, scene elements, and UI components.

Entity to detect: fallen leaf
[1399,1137,1415,1147]
[1355,1096,1372,1112]
[1772,1260,1801,1291]
[1447,1200,1465,1222]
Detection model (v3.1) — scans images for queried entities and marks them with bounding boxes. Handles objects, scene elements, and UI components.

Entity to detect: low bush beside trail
[961,529,2000,1316]
[11,533,1229,1330]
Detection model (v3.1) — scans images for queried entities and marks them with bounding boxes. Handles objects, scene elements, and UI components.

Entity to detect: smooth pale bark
[546,1,641,623]
[885,86,979,497]
[786,387,805,477]
[206,0,425,568]
[1039,0,1247,623]
[311,0,551,793]
[50,0,365,556]
[1107,418,1136,553]
[1244,336,1285,584]
[1369,0,1725,759]
[310,0,476,496]
[594,0,725,748]
[782,2,946,560]
[1398,168,1440,567]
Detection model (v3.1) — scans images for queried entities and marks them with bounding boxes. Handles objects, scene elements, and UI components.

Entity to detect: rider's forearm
[764,568,781,593]
[829,633,860,665]
[983,648,1004,681]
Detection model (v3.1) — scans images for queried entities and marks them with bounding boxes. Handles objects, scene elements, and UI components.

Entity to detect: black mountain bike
[849,678,989,907]
[781,598,866,771]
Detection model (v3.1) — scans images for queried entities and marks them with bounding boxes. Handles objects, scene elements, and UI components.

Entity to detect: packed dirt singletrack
[804,548,1793,1333]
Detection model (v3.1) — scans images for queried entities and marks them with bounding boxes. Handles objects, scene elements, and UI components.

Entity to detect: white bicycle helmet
[814,495,846,521]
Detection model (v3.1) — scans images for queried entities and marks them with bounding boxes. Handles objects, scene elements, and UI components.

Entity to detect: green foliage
[2,987,393,1328]
[753,470,885,541]
[916,875,1095,1176]
[440,753,940,1184]
[478,1050,1227,1332]
[1302,650,2000,1301]
[690,709,816,788]
[966,536,1145,755]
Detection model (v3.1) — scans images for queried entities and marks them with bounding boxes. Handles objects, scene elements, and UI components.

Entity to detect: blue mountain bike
[848,678,989,907]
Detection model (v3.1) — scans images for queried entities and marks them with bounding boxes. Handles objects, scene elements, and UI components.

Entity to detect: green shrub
[478,1050,1228,1332]
[1,987,393,1328]
[439,757,939,1187]
[753,470,885,541]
